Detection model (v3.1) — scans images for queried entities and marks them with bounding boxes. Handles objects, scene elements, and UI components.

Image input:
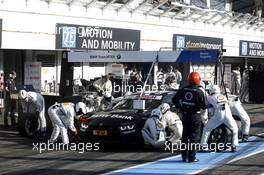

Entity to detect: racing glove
[79,116,90,123]
[72,128,78,136]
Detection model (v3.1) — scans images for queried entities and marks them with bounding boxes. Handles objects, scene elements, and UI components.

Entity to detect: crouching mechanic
[200,85,239,152]
[48,102,87,144]
[226,88,250,141]
[159,103,183,143]
[142,109,166,148]
[18,90,46,136]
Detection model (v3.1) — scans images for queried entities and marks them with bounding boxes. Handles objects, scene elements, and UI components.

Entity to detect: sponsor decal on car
[135,95,163,100]
[91,114,133,120]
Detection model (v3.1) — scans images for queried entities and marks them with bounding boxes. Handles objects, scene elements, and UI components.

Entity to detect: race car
[76,91,176,145]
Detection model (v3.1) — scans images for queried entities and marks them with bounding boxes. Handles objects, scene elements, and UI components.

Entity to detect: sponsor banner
[239,40,264,57]
[24,62,42,92]
[109,64,124,77]
[177,49,218,63]
[56,23,140,51]
[173,34,223,50]
[68,50,218,63]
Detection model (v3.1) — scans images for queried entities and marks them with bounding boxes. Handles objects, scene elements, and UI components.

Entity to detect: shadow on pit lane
[3,169,102,175]
[250,120,264,129]
[0,125,175,153]
[0,154,157,164]
[97,143,175,153]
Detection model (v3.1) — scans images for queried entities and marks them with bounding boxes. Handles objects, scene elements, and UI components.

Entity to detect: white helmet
[18,90,27,100]
[76,102,87,115]
[225,88,231,94]
[103,91,112,98]
[208,85,221,95]
[151,109,162,119]
[159,103,170,114]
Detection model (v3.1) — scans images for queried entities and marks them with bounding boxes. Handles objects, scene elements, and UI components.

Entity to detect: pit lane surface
[0,104,263,175]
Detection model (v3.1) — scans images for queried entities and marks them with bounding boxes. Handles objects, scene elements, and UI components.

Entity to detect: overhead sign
[56,23,140,51]
[0,19,2,48]
[173,34,223,50]
[68,50,218,63]
[24,62,42,92]
[239,40,264,57]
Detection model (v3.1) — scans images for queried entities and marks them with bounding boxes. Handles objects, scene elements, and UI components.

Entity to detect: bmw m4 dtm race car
[76,91,241,149]
[76,91,176,145]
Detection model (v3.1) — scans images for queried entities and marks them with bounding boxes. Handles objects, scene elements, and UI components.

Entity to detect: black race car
[76,91,176,145]
[76,91,242,149]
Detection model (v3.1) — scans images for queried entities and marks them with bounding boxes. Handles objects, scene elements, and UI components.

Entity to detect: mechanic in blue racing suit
[142,109,166,148]
[172,72,207,163]
[48,102,87,144]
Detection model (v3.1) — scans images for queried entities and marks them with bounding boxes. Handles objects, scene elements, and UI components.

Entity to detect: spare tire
[18,113,40,137]
[18,102,40,137]
[208,124,232,152]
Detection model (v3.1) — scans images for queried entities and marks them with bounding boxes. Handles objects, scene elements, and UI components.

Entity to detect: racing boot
[188,158,199,163]
[242,134,249,142]
[231,146,237,152]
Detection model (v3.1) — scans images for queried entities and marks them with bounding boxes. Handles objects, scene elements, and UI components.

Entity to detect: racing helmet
[208,84,221,95]
[18,90,27,100]
[159,103,170,114]
[76,102,87,115]
[225,88,231,94]
[188,72,201,85]
[103,91,112,98]
[151,109,162,119]
[200,81,205,89]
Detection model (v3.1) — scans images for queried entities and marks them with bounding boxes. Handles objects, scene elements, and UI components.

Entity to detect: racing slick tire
[208,119,242,152]
[18,103,40,137]
[208,124,231,152]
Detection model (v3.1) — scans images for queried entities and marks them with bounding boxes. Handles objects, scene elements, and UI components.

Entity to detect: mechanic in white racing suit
[226,88,250,141]
[142,109,166,148]
[200,85,239,152]
[18,90,46,135]
[159,103,182,143]
[48,102,87,144]
[199,81,209,125]
[93,75,113,111]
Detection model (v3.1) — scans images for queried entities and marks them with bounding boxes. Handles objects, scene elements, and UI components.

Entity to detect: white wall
[0,0,263,57]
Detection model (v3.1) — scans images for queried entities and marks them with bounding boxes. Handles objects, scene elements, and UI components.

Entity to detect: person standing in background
[231,67,241,95]
[240,66,253,103]
[156,67,165,90]
[174,68,182,89]
[4,70,17,127]
[0,72,4,115]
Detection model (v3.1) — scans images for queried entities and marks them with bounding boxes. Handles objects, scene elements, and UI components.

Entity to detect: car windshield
[113,98,162,110]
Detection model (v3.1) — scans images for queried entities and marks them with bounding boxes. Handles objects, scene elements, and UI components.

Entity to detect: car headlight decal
[120,124,135,131]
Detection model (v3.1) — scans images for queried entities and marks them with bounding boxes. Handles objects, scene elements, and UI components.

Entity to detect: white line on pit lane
[103,136,264,175]
[102,155,182,175]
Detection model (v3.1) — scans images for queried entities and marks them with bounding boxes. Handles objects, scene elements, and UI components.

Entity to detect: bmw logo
[117,55,121,59]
